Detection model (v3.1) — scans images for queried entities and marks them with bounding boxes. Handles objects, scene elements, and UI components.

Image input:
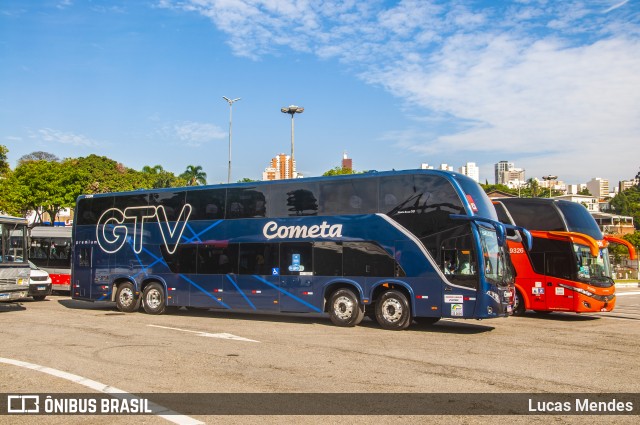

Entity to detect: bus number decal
[509,247,525,254]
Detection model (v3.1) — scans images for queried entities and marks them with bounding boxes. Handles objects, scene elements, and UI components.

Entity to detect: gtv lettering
[96,204,192,254]
[263,221,343,240]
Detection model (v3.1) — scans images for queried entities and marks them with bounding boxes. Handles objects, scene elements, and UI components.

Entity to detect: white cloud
[161,121,226,147]
[160,0,640,182]
[33,128,99,147]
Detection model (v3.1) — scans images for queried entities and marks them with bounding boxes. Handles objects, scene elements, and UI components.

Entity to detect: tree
[6,159,82,224]
[18,151,60,164]
[238,177,257,183]
[526,178,540,198]
[180,165,207,186]
[0,145,10,177]
[322,166,357,176]
[578,187,592,196]
[141,164,184,188]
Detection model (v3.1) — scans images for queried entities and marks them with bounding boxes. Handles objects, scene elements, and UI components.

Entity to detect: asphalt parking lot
[1,288,639,424]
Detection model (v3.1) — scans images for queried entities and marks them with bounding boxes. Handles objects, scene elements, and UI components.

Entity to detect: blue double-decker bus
[71,169,512,330]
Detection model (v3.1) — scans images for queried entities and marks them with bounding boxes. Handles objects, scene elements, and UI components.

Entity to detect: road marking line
[616,291,640,296]
[0,357,203,425]
[148,324,259,343]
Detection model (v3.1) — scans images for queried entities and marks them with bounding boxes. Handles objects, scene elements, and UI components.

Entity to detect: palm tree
[181,165,207,186]
[527,178,540,197]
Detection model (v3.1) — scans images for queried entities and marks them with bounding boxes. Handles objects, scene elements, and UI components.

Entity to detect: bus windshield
[478,225,511,287]
[574,244,613,287]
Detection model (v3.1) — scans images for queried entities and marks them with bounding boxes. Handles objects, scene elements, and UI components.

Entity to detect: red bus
[493,198,636,315]
[28,226,72,292]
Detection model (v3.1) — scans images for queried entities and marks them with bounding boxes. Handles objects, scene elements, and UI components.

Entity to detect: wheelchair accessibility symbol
[272,268,280,276]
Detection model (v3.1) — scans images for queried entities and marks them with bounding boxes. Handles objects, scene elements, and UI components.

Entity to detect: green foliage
[623,232,640,249]
[141,164,185,188]
[480,184,517,196]
[610,186,640,230]
[18,151,60,164]
[322,166,357,176]
[578,187,591,196]
[180,165,207,186]
[237,177,257,183]
[0,145,10,177]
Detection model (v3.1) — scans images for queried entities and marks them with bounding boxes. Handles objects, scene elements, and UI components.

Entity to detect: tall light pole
[542,175,557,198]
[223,96,241,183]
[281,105,304,178]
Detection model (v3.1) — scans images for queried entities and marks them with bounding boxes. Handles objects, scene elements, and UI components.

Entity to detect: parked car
[28,261,52,301]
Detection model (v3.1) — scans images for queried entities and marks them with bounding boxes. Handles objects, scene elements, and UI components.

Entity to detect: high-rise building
[439,164,453,171]
[262,153,296,181]
[586,177,610,200]
[458,162,479,182]
[341,151,352,171]
[495,161,514,184]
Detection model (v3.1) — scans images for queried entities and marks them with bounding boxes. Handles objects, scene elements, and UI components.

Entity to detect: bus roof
[0,215,28,225]
[76,168,477,199]
[30,226,72,237]
[495,198,602,240]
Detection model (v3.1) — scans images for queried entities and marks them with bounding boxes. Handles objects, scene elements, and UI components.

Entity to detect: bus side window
[313,242,342,276]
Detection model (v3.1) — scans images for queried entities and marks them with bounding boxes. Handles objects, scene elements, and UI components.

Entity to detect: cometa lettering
[263,221,343,240]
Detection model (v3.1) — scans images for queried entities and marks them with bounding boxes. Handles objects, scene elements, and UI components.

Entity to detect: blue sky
[1,0,639,186]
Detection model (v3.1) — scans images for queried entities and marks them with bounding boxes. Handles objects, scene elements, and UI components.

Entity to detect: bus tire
[328,288,364,327]
[376,290,411,330]
[115,282,139,313]
[142,282,166,315]
[513,289,526,316]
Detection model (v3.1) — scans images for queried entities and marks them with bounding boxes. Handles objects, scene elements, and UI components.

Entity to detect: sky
[1,0,639,186]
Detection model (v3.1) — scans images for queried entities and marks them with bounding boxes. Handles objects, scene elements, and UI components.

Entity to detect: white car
[28,261,52,301]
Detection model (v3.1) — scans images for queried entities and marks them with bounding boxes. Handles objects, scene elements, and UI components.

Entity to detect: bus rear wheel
[328,288,364,327]
[115,282,139,313]
[142,282,166,315]
[376,290,411,330]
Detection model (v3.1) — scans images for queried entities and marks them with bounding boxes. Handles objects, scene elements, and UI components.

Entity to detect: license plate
[38,286,46,291]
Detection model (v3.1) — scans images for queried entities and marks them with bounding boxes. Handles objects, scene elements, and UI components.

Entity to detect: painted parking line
[616,291,640,296]
[0,357,203,425]
[147,324,259,343]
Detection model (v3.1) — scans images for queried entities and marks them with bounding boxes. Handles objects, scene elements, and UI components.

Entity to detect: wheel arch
[322,279,364,313]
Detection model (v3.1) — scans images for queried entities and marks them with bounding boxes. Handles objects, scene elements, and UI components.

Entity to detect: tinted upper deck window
[269,182,320,217]
[186,189,226,220]
[226,187,268,219]
[500,199,565,231]
[557,201,603,240]
[76,196,115,225]
[382,174,465,238]
[149,191,187,222]
[319,178,378,215]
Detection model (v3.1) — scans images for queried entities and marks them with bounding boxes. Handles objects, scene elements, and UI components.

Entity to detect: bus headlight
[558,284,593,298]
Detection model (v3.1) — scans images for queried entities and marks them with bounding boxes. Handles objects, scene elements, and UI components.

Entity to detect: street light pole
[281,105,304,178]
[223,96,241,183]
[542,175,558,198]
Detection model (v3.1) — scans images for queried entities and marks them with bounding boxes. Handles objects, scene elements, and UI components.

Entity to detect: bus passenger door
[226,243,280,312]
[279,243,319,313]
[544,251,575,311]
[73,246,93,298]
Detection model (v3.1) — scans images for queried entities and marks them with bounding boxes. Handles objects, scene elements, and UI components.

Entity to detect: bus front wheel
[115,282,139,313]
[376,290,411,330]
[328,288,364,327]
[513,290,526,316]
[142,282,166,315]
